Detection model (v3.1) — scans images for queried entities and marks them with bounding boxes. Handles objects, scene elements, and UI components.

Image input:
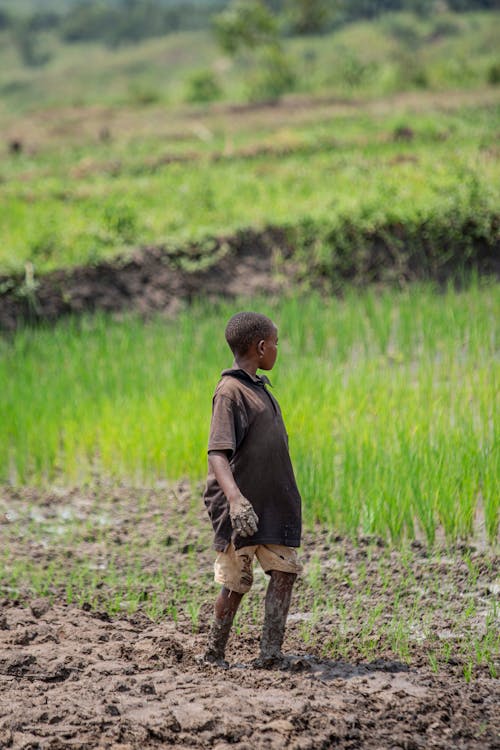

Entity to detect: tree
[213,0,297,102]
[11,21,51,67]
[286,0,330,34]
[0,9,11,30]
[213,0,278,56]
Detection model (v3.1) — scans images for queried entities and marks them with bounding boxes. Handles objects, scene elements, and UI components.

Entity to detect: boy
[202,311,302,668]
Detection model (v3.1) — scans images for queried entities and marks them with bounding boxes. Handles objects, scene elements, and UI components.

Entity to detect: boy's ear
[256,339,265,355]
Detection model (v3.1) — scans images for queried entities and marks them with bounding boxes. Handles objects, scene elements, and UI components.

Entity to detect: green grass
[1,282,498,544]
[0,97,498,274]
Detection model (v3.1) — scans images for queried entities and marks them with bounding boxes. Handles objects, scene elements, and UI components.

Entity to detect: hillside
[1,10,498,119]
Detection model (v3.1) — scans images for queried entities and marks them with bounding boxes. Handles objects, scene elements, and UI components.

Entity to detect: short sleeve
[208,394,248,459]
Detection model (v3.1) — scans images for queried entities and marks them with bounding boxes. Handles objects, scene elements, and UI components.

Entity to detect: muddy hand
[229,495,259,537]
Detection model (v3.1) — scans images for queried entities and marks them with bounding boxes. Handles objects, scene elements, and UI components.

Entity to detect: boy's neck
[232,356,259,378]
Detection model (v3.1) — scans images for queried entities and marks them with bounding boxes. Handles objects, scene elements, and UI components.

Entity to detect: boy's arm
[208,451,258,537]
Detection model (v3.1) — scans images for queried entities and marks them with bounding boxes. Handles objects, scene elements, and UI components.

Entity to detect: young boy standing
[202,311,302,668]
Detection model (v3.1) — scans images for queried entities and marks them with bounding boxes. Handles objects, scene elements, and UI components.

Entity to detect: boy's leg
[259,570,296,665]
[204,586,244,666]
[202,544,256,666]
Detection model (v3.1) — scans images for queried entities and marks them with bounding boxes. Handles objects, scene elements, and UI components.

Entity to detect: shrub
[340,53,368,89]
[487,62,500,85]
[127,84,161,106]
[185,70,222,103]
[429,17,461,39]
[247,45,296,101]
[384,16,422,48]
[11,23,52,67]
[104,204,138,244]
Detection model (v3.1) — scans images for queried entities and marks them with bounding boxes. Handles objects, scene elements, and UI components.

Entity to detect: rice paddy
[1,282,498,545]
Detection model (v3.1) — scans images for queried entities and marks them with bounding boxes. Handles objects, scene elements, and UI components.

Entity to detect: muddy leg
[258,570,296,667]
[203,587,244,667]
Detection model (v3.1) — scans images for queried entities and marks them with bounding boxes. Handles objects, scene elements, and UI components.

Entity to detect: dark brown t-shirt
[203,369,302,551]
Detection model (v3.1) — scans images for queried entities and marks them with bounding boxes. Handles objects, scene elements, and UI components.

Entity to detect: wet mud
[0,484,499,749]
[0,599,498,750]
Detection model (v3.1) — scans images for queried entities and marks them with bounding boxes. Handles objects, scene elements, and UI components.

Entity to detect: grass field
[1,91,499,275]
[1,282,498,544]
[1,11,498,279]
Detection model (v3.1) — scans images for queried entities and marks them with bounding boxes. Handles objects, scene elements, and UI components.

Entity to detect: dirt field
[0,598,498,750]
[0,484,499,749]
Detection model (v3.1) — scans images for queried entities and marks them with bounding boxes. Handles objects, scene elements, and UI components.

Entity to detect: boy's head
[225,312,277,368]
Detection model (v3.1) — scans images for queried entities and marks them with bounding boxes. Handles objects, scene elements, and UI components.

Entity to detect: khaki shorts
[214,543,302,594]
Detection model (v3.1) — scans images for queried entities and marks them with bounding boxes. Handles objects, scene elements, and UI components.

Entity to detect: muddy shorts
[214,543,302,594]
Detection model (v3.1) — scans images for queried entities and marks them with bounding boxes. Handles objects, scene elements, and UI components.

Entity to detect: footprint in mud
[0,652,36,677]
[131,635,185,667]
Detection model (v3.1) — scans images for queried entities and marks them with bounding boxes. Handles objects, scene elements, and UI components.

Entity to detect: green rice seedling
[428,651,439,673]
[305,552,322,589]
[463,661,474,682]
[1,282,498,544]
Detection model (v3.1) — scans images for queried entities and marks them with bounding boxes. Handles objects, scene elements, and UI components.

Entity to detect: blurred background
[0,0,498,278]
[1,0,498,115]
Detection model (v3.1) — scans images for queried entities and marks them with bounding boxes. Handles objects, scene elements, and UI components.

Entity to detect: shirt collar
[221,368,272,387]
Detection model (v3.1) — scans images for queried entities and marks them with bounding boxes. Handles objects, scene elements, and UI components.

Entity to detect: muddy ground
[0,599,498,750]
[0,484,499,749]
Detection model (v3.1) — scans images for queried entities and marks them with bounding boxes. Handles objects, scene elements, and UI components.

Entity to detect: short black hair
[225,312,275,356]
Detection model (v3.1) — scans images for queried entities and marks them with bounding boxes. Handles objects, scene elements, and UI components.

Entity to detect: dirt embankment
[0,229,291,332]
[1,223,499,332]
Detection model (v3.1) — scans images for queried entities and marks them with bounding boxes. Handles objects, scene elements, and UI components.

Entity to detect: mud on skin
[0,483,499,749]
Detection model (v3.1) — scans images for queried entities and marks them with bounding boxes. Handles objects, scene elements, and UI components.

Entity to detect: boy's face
[258,326,278,371]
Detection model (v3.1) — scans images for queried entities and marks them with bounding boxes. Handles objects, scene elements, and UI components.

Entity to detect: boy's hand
[229,494,259,537]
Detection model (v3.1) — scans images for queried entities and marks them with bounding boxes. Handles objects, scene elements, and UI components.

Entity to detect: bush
[104,204,138,244]
[429,17,461,39]
[0,9,11,30]
[127,84,161,105]
[487,62,500,85]
[340,53,369,89]
[185,70,222,103]
[11,23,52,67]
[384,16,422,48]
[247,45,296,101]
[286,0,331,35]
[392,49,430,89]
